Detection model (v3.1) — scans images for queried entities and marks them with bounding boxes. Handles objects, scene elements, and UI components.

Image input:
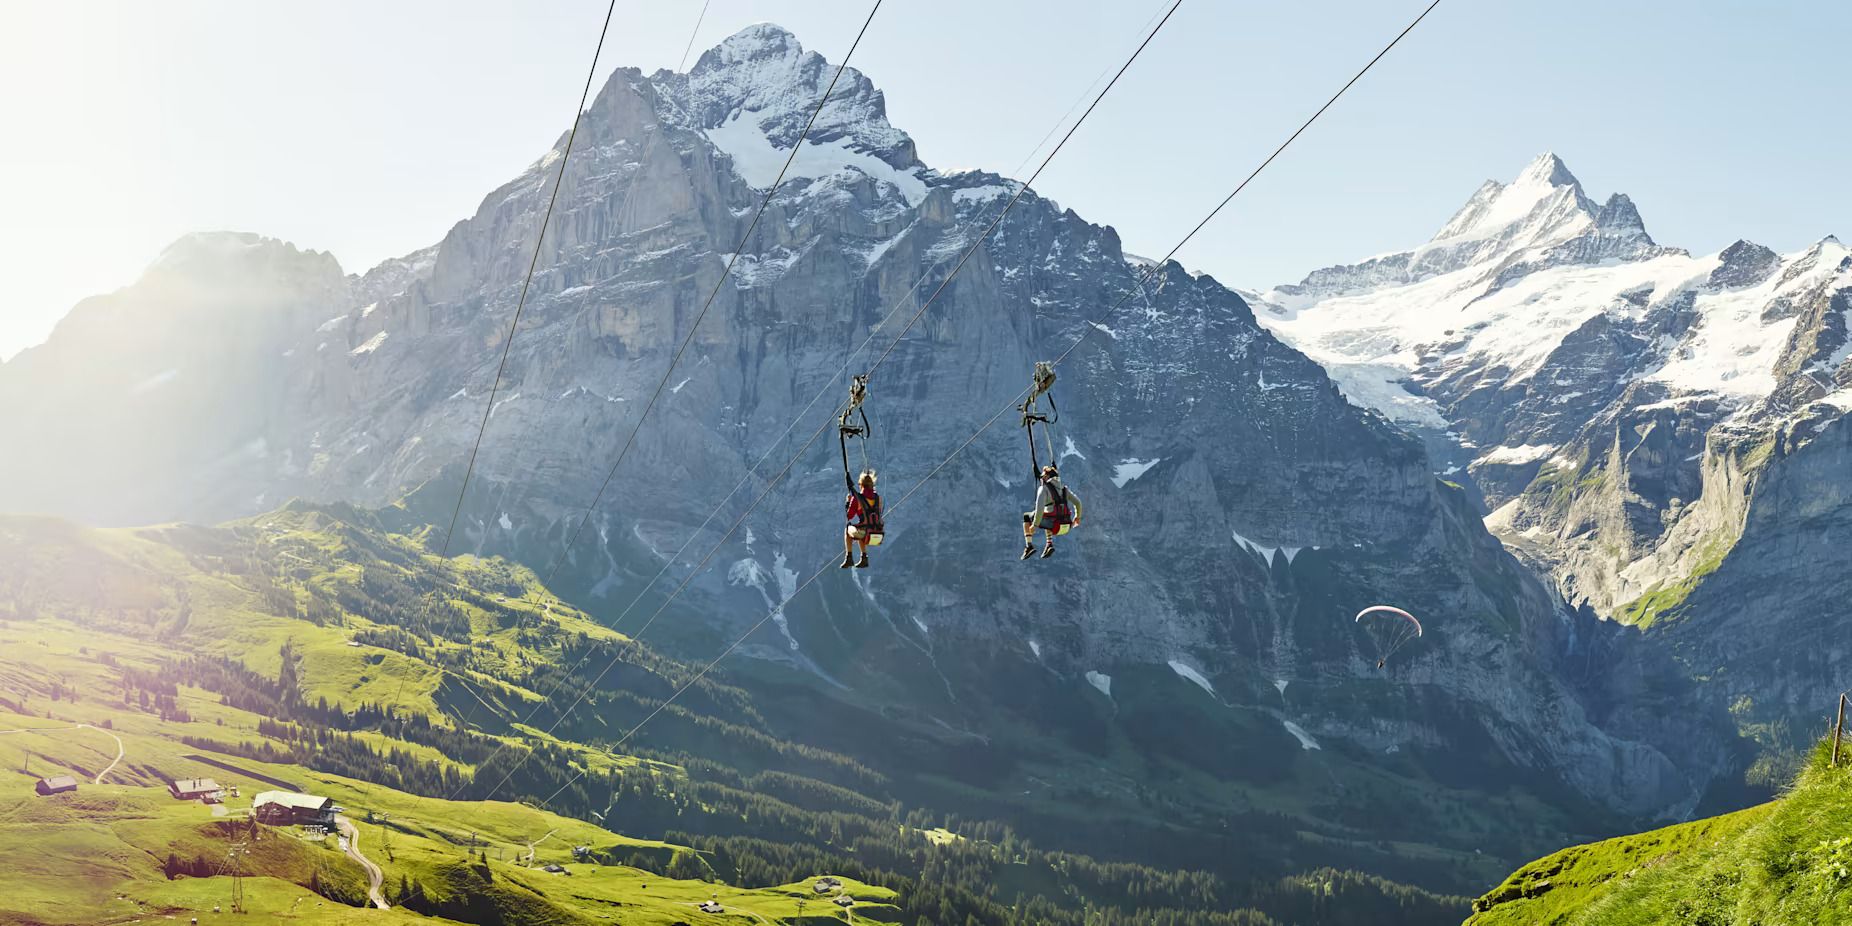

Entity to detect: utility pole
[229,842,248,914]
[1834,693,1847,768]
[380,814,393,862]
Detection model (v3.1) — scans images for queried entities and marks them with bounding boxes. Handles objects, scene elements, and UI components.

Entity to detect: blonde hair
[858,470,877,487]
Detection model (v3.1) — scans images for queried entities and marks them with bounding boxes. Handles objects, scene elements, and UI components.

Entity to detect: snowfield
[705,111,927,206]
[1256,154,1852,435]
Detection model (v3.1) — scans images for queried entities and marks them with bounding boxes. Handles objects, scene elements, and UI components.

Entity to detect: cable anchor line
[476,0,1442,813]
[536,0,888,591]
[543,0,1446,807]
[446,0,1187,753]
[437,0,629,557]
[464,0,1189,807]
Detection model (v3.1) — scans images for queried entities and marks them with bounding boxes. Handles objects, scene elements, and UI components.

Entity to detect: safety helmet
[1042,465,1058,477]
[859,470,877,486]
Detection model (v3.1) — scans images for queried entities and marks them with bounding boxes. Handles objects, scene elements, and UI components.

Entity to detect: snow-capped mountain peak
[701,22,801,63]
[672,23,923,203]
[1517,150,1579,188]
[1799,233,1850,267]
[1428,151,1592,246]
[1255,153,1850,506]
[1260,154,1664,318]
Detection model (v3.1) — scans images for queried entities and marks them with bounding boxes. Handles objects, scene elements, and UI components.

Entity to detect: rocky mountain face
[0,25,1743,864]
[0,233,351,525]
[1255,153,1852,759]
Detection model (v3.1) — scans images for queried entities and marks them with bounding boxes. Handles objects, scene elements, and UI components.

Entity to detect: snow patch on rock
[1281,720,1322,750]
[705,110,926,205]
[1111,458,1160,488]
[1480,443,1556,466]
[1168,660,1215,696]
[350,331,389,356]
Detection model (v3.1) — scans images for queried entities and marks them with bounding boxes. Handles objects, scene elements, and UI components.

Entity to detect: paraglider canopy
[1354,605,1422,669]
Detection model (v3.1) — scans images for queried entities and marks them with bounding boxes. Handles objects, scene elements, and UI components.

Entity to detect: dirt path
[0,722,124,783]
[335,816,389,909]
[523,828,558,866]
[75,723,124,783]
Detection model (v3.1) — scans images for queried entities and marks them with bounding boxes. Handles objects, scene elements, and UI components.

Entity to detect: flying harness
[1019,361,1077,535]
[839,374,883,545]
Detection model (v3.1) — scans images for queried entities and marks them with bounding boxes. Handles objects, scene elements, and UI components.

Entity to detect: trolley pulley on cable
[839,374,882,568]
[1019,361,1081,560]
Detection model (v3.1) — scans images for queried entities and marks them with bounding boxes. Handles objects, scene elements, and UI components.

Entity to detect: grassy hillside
[0,737,897,926]
[1466,742,1852,925]
[0,506,1470,925]
[0,603,889,924]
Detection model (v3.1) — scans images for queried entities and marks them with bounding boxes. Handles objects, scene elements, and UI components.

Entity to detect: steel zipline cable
[437,0,627,557]
[442,0,868,733]
[593,0,1186,647]
[530,0,1447,815]
[461,0,1190,805]
[463,0,1183,751]
[503,0,1174,652]
[440,0,890,760]
[418,0,713,725]
[534,1,886,592]
[425,0,881,788]
[451,0,885,722]
[551,324,1096,813]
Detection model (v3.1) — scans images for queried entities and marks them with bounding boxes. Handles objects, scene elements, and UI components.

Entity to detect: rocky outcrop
[0,233,352,524]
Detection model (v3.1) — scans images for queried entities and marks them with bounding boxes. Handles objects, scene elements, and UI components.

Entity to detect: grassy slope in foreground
[1466,743,1852,926]
[0,510,889,925]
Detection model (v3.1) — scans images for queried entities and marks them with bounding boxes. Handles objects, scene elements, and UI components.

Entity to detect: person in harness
[843,469,882,568]
[1022,464,1073,559]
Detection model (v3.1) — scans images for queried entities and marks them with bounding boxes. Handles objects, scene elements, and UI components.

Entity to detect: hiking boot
[840,553,855,569]
[1020,545,1035,561]
[1041,542,1055,558]
[855,555,869,568]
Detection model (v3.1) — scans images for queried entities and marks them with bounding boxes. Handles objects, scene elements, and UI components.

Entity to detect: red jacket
[846,489,882,527]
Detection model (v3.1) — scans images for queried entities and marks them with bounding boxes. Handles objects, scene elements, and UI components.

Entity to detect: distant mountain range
[1253,152,1851,768]
[10,21,1843,895]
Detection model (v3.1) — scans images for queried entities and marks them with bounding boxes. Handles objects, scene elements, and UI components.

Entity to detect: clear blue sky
[3,0,1846,359]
